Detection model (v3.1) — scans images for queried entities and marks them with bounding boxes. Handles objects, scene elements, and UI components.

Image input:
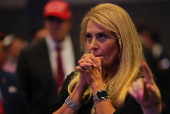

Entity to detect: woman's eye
[99,33,107,39]
[85,33,92,39]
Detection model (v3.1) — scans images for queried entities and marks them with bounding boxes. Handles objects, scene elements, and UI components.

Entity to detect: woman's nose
[90,38,99,50]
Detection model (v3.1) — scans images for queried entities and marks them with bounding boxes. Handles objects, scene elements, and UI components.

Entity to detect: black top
[17,39,57,114]
[50,71,166,114]
[0,69,30,114]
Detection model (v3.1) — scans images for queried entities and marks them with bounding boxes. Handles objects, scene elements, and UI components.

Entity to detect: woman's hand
[129,61,162,114]
[76,54,103,88]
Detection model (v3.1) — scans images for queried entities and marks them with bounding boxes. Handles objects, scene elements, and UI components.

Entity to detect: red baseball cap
[43,0,72,20]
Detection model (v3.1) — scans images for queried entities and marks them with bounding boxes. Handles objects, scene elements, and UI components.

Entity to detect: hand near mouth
[76,53,103,87]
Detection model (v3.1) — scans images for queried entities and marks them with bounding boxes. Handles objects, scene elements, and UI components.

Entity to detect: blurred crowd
[135,19,170,113]
[1,0,75,114]
[0,0,169,114]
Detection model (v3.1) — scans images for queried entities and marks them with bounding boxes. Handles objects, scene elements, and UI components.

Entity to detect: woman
[51,3,162,114]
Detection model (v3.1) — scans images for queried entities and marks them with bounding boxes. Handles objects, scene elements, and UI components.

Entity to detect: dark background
[0,0,170,58]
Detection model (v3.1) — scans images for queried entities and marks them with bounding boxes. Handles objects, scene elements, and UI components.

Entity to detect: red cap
[43,0,72,20]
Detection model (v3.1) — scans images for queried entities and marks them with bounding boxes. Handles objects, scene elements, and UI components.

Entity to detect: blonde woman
[51,3,163,114]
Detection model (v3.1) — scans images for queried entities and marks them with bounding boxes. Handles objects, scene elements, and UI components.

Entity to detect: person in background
[1,34,27,73]
[0,34,30,114]
[30,21,49,45]
[17,0,75,114]
[51,3,165,114]
[135,20,170,113]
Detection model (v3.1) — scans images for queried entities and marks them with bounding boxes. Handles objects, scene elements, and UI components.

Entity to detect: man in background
[17,0,75,114]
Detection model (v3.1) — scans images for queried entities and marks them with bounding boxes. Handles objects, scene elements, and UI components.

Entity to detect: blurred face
[85,20,120,71]
[46,17,71,42]
[8,39,24,59]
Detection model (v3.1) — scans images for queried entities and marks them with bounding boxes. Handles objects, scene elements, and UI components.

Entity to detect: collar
[45,34,71,50]
[45,35,63,51]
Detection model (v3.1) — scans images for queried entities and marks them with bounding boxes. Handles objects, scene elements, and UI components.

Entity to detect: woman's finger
[81,53,89,59]
[79,62,92,70]
[129,87,138,99]
[95,57,102,70]
[78,59,86,65]
[90,54,102,70]
[85,57,98,68]
[89,54,100,68]
[76,66,90,73]
[146,83,159,98]
[145,83,152,96]
[141,61,153,84]
[135,79,145,100]
[78,58,96,68]
[90,54,98,63]
[80,54,98,68]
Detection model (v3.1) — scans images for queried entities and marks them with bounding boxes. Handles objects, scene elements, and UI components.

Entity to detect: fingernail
[147,84,151,90]
[88,63,92,66]
[94,64,97,67]
[96,63,101,70]
[100,66,102,71]
[133,94,137,99]
[139,90,143,100]
[97,63,99,67]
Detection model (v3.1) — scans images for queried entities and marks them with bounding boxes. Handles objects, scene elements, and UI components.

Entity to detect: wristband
[94,99,111,109]
[93,90,109,102]
[65,96,81,111]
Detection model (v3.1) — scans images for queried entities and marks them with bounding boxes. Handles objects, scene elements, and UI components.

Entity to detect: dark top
[0,69,30,114]
[51,71,146,114]
[17,39,57,114]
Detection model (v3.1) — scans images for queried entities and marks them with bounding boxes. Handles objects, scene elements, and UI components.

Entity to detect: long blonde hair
[68,3,144,110]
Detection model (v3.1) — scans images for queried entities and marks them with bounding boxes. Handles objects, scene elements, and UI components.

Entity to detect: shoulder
[22,39,47,55]
[67,70,78,79]
[59,70,78,94]
[63,70,78,86]
[19,39,48,59]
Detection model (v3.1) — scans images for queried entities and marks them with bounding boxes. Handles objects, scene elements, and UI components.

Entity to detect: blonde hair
[68,3,144,111]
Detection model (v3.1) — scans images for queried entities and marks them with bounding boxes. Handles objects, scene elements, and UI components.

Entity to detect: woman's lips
[95,55,103,60]
[95,55,102,57]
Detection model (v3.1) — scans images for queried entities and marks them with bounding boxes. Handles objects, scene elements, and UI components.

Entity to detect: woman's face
[85,19,120,70]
